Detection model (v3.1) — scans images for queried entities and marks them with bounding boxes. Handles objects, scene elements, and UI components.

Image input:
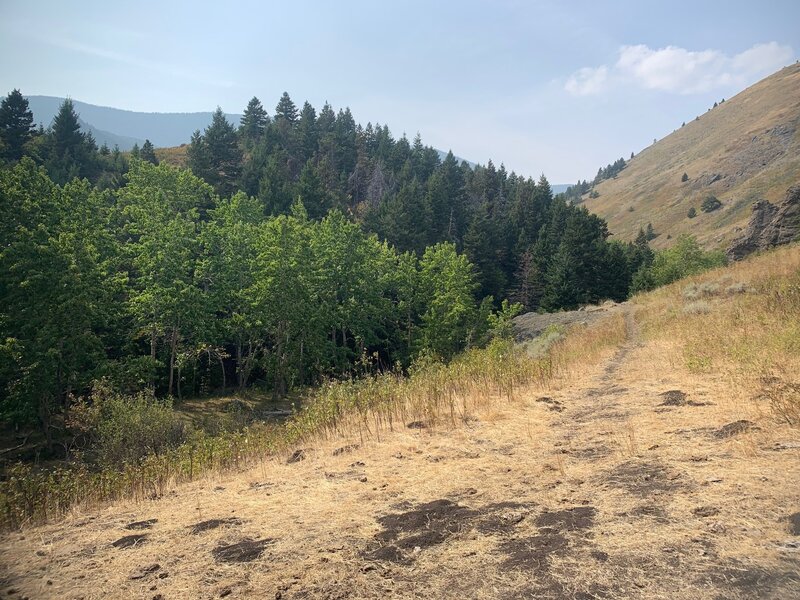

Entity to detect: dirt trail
[2,307,799,599]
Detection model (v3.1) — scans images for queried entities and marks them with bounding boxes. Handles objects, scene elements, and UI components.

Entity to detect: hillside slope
[583,63,800,249]
[1,244,798,599]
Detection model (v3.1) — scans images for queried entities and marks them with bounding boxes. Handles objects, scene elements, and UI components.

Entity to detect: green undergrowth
[0,338,558,529]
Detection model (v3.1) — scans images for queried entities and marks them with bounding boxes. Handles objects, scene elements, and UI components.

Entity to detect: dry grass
[584,63,800,249]
[1,247,799,599]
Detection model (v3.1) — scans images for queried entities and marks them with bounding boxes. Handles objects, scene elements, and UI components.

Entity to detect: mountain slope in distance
[583,63,800,249]
[25,95,241,150]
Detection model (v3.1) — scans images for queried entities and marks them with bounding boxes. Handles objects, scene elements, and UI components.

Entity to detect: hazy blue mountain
[25,96,479,167]
[550,183,571,195]
[435,149,477,169]
[26,96,241,150]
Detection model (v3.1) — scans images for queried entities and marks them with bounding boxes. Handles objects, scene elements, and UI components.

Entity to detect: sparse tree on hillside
[687,206,697,218]
[701,195,722,213]
[0,89,36,162]
[140,139,158,165]
[681,172,689,182]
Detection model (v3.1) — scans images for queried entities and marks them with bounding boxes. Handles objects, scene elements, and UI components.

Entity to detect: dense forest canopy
[0,89,659,442]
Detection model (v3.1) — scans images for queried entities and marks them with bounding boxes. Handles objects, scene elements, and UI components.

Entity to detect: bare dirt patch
[535,506,596,532]
[190,517,242,535]
[112,534,148,549]
[499,532,568,571]
[125,518,157,530]
[714,420,759,438]
[364,499,478,563]
[604,460,685,497]
[286,449,306,464]
[536,397,564,412]
[212,538,274,563]
[702,559,800,599]
[788,512,800,536]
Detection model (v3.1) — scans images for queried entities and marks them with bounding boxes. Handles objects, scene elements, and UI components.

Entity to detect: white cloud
[565,66,608,96]
[565,42,793,95]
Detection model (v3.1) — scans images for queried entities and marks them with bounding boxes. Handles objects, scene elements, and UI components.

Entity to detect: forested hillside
[0,88,658,446]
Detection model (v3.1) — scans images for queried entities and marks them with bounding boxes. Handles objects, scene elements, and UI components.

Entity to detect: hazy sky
[1,0,798,182]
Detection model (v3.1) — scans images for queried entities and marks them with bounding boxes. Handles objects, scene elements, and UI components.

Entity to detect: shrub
[631,235,726,293]
[701,195,722,213]
[687,206,697,218]
[725,282,748,295]
[682,173,689,183]
[69,385,191,468]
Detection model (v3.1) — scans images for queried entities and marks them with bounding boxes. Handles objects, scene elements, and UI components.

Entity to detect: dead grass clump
[682,300,712,315]
[725,282,749,295]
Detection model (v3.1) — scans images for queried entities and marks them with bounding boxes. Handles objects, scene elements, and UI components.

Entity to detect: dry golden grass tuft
[1,246,799,599]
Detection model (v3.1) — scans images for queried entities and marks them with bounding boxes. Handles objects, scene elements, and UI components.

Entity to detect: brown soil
[124,519,158,530]
[189,517,242,535]
[112,534,148,549]
[212,538,274,563]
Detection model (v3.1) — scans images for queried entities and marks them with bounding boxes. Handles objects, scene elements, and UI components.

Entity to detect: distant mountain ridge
[26,96,241,150]
[24,96,478,168]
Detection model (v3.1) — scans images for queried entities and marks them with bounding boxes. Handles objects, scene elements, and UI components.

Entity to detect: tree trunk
[236,342,243,390]
[168,327,178,397]
[150,329,157,388]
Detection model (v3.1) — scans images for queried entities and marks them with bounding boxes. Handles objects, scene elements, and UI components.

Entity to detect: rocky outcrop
[726,184,800,261]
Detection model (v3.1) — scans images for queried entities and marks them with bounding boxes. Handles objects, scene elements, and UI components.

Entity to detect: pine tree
[274,92,299,124]
[140,139,158,164]
[187,129,211,180]
[201,108,243,197]
[297,102,318,162]
[45,99,98,183]
[0,89,36,161]
[239,97,268,144]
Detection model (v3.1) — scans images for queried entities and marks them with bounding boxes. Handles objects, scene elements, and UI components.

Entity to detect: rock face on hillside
[726,184,800,261]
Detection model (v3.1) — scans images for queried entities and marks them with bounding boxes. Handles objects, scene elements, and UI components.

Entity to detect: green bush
[631,235,726,294]
[701,195,722,212]
[69,385,191,468]
[687,206,697,218]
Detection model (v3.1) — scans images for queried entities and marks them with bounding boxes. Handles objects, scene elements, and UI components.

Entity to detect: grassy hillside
[584,63,800,249]
[1,244,798,598]
[154,144,190,168]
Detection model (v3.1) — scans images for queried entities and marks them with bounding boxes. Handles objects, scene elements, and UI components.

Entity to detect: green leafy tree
[118,161,214,398]
[0,159,116,444]
[416,243,480,359]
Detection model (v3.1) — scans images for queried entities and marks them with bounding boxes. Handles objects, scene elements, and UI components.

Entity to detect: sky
[1,0,798,182]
